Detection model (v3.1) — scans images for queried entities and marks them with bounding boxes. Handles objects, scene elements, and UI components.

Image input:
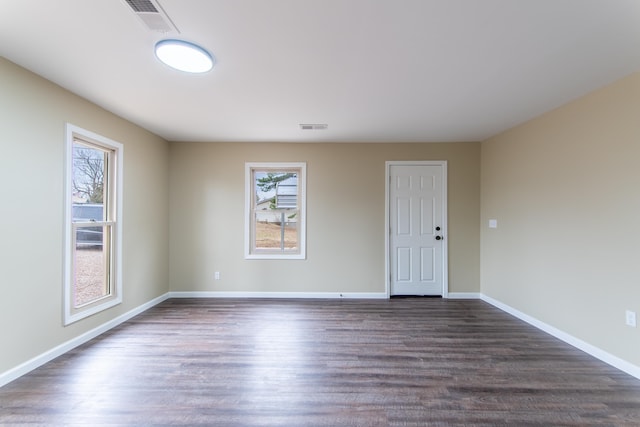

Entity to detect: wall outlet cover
[625,310,637,327]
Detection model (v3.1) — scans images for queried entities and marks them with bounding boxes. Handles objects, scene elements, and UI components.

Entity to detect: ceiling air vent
[300,124,328,130]
[124,0,179,33]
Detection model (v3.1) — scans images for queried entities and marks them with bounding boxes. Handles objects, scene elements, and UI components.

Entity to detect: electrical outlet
[625,310,637,327]
[214,272,220,280]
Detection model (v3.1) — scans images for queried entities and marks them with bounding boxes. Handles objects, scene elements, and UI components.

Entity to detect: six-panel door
[389,164,444,296]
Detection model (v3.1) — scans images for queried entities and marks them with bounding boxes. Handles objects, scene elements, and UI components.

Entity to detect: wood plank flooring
[1,298,639,426]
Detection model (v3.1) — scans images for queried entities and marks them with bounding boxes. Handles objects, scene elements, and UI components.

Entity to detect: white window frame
[63,123,123,325]
[245,162,306,260]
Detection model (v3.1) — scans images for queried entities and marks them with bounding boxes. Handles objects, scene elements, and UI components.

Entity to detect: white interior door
[388,162,446,296]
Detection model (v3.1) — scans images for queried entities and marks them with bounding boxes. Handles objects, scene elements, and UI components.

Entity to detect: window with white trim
[245,162,306,259]
[64,124,123,325]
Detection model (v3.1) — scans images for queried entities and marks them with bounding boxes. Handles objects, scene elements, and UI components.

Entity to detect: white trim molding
[385,160,448,298]
[168,291,388,299]
[244,162,307,260]
[0,293,169,388]
[481,294,640,380]
[64,123,124,325]
[4,291,638,388]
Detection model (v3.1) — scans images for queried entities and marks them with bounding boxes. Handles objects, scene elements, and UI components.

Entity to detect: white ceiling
[1,0,639,143]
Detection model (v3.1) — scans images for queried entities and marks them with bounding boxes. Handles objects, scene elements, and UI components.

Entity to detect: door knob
[435,226,441,231]
[435,236,442,240]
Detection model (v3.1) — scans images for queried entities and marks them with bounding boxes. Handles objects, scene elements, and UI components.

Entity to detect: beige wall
[481,72,640,366]
[169,142,480,295]
[0,58,170,374]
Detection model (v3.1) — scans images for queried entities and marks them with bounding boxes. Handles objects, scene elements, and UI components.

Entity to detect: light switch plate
[489,219,498,229]
[626,310,637,327]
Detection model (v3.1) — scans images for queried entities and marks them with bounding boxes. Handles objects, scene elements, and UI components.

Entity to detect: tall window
[245,162,306,259]
[64,124,123,325]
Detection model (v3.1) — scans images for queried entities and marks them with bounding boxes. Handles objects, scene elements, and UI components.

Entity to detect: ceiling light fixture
[154,39,215,73]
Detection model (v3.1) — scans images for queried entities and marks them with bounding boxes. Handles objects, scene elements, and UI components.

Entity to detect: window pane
[253,170,300,252]
[72,142,106,218]
[283,214,298,250]
[71,140,111,308]
[74,225,110,307]
[255,210,298,250]
[72,203,103,224]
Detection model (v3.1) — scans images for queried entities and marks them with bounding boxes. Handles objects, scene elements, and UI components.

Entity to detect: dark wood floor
[1,298,639,426]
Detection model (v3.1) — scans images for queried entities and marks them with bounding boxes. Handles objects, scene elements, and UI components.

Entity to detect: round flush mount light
[154,39,215,73]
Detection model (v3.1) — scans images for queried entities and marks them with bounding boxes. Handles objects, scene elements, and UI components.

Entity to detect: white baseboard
[168,291,388,299]
[481,294,640,380]
[4,291,638,387]
[447,292,481,299]
[0,293,170,388]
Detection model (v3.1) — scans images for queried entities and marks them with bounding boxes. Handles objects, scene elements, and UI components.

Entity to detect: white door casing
[386,161,447,297]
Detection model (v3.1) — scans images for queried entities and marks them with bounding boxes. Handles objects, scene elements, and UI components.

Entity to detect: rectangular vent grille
[300,124,328,130]
[125,0,158,13]
[124,0,178,33]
